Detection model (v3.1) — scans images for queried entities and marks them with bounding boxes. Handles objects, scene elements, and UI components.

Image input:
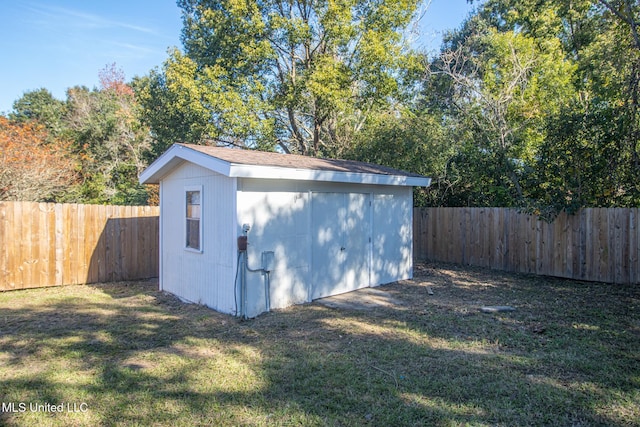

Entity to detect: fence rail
[0,201,159,291]
[414,207,639,284]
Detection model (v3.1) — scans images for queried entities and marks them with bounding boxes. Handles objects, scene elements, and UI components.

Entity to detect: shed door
[311,192,371,300]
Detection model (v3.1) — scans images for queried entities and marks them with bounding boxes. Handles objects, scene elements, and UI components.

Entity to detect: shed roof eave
[229,164,431,186]
[139,144,233,184]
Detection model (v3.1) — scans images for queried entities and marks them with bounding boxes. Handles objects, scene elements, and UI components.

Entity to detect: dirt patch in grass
[1,263,639,426]
[316,287,405,310]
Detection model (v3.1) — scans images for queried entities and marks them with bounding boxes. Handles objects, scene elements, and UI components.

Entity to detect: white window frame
[185,185,203,253]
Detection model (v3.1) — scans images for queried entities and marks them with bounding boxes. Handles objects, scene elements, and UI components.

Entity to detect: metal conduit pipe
[238,224,273,316]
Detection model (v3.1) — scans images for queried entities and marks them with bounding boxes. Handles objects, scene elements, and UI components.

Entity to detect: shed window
[186,188,202,251]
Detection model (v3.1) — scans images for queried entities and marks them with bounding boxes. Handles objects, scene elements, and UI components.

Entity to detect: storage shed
[139,143,431,318]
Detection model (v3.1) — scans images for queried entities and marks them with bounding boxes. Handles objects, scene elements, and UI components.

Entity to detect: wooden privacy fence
[414,207,639,284]
[0,201,159,291]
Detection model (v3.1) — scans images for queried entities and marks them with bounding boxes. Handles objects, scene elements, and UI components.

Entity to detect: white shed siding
[236,179,413,317]
[160,163,237,314]
[372,187,414,285]
[236,182,311,317]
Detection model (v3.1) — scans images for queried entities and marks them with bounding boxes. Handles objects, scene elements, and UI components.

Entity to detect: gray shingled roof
[179,143,424,178]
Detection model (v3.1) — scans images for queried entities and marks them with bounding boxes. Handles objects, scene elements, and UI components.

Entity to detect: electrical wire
[234,251,242,317]
[245,255,264,273]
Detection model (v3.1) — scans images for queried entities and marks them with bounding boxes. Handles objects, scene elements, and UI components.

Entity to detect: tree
[138,0,422,158]
[594,0,640,189]
[519,0,640,211]
[66,64,152,204]
[345,108,453,206]
[424,17,575,206]
[0,117,77,201]
[10,88,67,138]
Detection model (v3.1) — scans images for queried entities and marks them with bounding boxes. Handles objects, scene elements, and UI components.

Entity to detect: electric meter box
[261,251,275,272]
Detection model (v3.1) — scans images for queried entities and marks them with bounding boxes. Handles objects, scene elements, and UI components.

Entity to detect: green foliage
[420,0,640,211]
[10,88,67,138]
[531,102,640,215]
[65,83,152,204]
[138,0,422,158]
[345,109,453,206]
[424,19,576,207]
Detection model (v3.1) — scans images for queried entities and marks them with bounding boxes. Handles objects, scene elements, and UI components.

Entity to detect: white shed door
[311,192,371,300]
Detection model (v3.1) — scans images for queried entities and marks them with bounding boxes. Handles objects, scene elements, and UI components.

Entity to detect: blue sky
[0,0,478,114]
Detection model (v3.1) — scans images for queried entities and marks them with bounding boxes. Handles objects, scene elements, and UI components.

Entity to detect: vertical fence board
[585,208,600,280]
[552,212,564,278]
[535,214,544,276]
[20,203,31,288]
[606,209,615,283]
[631,208,640,283]
[140,206,151,278]
[419,209,427,261]
[598,209,610,283]
[76,204,86,283]
[417,209,424,261]
[419,208,428,260]
[28,202,41,288]
[430,208,438,263]
[0,203,8,288]
[631,209,639,284]
[462,208,471,265]
[521,214,532,274]
[577,210,586,280]
[12,202,23,289]
[95,204,106,283]
[63,204,74,285]
[48,202,57,286]
[54,203,63,286]
[485,208,491,268]
[18,202,30,288]
[451,208,462,264]
[84,204,97,284]
[72,204,82,285]
[477,209,486,268]
[116,207,126,282]
[569,211,581,280]
[493,209,500,269]
[496,209,504,270]
[4,203,17,289]
[107,205,117,282]
[443,208,452,263]
[467,208,477,266]
[616,208,629,284]
[151,211,160,277]
[507,209,517,272]
[124,205,134,281]
[130,206,139,280]
[39,203,51,287]
[526,214,537,274]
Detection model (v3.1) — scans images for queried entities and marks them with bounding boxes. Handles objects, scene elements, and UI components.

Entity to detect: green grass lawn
[1,263,638,426]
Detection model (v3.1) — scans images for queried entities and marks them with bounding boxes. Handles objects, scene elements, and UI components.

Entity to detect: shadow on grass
[0,266,639,426]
